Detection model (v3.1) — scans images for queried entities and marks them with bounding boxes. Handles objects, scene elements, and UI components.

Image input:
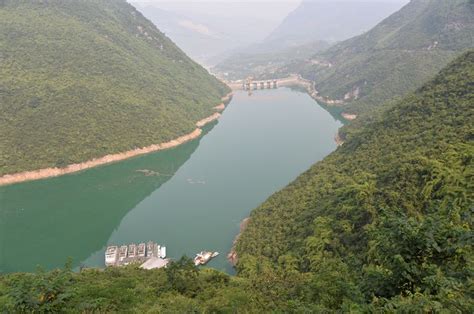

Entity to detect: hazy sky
[130,1,299,22]
[130,0,409,22]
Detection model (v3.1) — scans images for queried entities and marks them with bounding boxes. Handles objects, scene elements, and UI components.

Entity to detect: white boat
[194,251,218,266]
[137,243,146,257]
[128,244,137,258]
[146,241,154,258]
[160,246,166,258]
[105,246,118,266]
[119,245,128,261]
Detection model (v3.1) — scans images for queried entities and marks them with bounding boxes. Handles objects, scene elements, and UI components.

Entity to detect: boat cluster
[105,243,219,269]
[105,241,166,267]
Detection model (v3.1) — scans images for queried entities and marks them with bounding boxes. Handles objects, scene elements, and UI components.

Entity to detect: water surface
[0,88,342,273]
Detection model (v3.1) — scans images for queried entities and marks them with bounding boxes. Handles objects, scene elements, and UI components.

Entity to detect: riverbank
[227,217,250,267]
[287,75,346,106]
[196,112,221,128]
[0,95,233,187]
[2,88,342,274]
[335,130,345,146]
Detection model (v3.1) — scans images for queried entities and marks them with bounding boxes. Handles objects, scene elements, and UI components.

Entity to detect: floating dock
[105,241,168,268]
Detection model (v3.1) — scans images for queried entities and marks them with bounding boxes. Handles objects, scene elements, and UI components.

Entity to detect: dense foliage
[0,0,230,176]
[0,258,265,312]
[236,50,474,311]
[0,50,471,313]
[299,0,474,115]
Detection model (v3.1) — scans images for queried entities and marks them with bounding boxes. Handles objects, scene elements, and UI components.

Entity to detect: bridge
[242,79,278,90]
[225,75,304,91]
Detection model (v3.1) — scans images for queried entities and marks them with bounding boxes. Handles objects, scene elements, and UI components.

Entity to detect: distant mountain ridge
[0,0,229,177]
[261,0,406,51]
[135,3,282,65]
[213,0,406,80]
[300,0,474,115]
[213,40,331,81]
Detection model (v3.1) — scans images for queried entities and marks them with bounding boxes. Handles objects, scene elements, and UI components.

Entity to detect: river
[0,88,343,274]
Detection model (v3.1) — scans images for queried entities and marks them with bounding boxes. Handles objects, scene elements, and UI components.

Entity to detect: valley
[0,0,472,312]
[0,88,342,274]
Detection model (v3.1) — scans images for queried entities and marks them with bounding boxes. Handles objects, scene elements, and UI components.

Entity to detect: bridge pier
[237,78,280,91]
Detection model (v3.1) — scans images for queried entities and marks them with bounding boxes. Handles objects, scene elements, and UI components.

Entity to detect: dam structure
[225,75,304,91]
[242,79,278,90]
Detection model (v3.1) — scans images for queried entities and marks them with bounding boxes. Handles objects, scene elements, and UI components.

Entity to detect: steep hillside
[0,0,230,177]
[302,0,474,115]
[236,50,473,311]
[0,50,472,313]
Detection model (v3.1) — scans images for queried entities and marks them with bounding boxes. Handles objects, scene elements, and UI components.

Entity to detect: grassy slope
[303,0,474,115]
[0,0,230,176]
[0,51,472,314]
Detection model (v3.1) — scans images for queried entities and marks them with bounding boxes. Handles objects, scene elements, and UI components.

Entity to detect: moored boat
[119,245,128,261]
[137,243,146,257]
[128,244,137,258]
[160,246,166,258]
[146,241,154,257]
[105,246,118,266]
[104,241,166,267]
[194,251,218,266]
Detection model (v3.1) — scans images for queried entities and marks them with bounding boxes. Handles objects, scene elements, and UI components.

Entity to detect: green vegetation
[1,49,472,312]
[0,0,230,176]
[236,50,474,311]
[0,258,264,312]
[299,0,474,115]
[214,40,330,81]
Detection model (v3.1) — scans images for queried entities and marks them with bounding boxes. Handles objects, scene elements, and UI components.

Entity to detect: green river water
[0,88,343,274]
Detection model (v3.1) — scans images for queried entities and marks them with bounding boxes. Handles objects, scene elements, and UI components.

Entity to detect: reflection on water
[0,88,343,274]
[0,134,205,273]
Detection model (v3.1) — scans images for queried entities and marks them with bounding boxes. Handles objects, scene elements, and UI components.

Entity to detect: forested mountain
[300,0,474,115]
[1,50,471,312]
[236,49,474,311]
[0,0,229,176]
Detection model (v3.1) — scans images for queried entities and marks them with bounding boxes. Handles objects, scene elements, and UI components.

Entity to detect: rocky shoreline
[334,130,345,146]
[0,94,233,187]
[227,217,250,267]
[196,112,221,128]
